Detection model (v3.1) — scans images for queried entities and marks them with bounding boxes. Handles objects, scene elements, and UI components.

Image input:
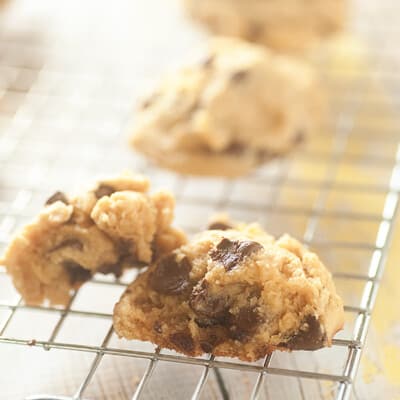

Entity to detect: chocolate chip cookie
[184,0,347,53]
[131,37,323,177]
[113,223,344,361]
[0,172,186,305]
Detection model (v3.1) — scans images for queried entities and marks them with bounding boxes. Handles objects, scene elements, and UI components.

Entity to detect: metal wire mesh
[0,0,399,399]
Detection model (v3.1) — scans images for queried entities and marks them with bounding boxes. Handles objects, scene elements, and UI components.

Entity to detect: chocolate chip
[210,238,263,271]
[188,100,201,115]
[141,99,152,109]
[154,321,163,334]
[225,141,245,155]
[318,19,338,35]
[97,240,141,278]
[200,334,219,353]
[190,280,229,319]
[256,149,277,162]
[49,239,83,253]
[94,184,115,199]
[119,239,132,254]
[117,239,135,257]
[122,255,147,268]
[140,93,159,110]
[248,22,264,40]
[228,142,246,156]
[208,221,233,231]
[169,331,195,354]
[194,317,220,328]
[200,341,214,353]
[201,55,215,68]
[149,254,192,295]
[45,191,68,206]
[294,130,305,145]
[282,315,326,351]
[117,239,146,267]
[229,307,260,341]
[230,70,248,83]
[62,260,92,285]
[200,141,244,156]
[97,263,124,278]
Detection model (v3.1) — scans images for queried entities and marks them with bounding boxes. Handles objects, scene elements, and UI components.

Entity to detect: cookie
[183,0,347,52]
[0,172,186,305]
[131,38,322,177]
[113,223,344,361]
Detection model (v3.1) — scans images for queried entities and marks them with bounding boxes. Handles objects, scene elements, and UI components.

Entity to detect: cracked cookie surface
[1,172,186,305]
[184,0,347,53]
[131,37,322,177]
[113,223,344,361]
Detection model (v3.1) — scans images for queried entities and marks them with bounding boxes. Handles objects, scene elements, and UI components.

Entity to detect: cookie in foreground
[0,172,186,305]
[131,37,323,177]
[183,0,347,53]
[113,223,344,361]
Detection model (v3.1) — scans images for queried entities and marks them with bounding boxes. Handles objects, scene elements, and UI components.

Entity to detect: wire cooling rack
[0,0,399,399]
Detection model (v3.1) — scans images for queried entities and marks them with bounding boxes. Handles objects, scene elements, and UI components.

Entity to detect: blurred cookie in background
[183,0,347,53]
[131,37,324,177]
[0,0,10,9]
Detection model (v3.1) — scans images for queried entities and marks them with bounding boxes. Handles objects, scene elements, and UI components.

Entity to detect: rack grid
[0,0,399,399]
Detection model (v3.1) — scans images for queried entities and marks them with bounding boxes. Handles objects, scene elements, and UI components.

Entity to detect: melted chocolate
[282,315,326,351]
[149,254,192,295]
[94,184,115,199]
[45,191,69,206]
[210,238,263,271]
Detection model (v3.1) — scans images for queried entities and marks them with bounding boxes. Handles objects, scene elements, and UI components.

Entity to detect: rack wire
[0,0,399,399]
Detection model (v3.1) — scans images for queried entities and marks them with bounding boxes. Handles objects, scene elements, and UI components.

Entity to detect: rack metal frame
[0,0,399,399]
